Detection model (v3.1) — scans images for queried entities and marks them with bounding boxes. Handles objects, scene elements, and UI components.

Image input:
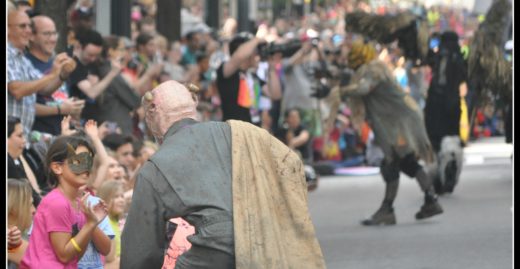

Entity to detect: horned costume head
[142,80,200,144]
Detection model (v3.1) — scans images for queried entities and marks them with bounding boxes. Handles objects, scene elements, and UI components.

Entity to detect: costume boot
[415,168,443,220]
[443,158,458,193]
[361,181,398,226]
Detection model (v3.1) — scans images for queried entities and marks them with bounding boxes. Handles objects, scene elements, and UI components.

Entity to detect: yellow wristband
[70,238,82,253]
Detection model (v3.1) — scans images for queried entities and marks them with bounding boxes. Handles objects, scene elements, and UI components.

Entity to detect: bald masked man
[121,81,325,269]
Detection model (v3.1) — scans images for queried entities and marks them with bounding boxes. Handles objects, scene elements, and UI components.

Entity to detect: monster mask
[142,81,199,144]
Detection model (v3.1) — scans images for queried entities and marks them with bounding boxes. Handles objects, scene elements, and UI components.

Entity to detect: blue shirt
[25,52,53,72]
[181,46,197,65]
[78,196,115,269]
[25,51,69,136]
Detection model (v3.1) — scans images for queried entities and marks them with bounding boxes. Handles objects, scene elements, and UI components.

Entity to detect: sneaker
[415,199,443,220]
[361,206,396,226]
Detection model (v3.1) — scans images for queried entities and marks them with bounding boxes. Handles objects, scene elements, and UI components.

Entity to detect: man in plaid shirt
[7,10,75,137]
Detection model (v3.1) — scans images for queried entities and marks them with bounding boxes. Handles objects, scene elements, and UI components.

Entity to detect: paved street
[308,137,513,269]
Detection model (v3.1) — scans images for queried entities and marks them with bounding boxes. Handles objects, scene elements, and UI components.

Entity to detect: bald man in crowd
[121,81,325,269]
[26,15,85,136]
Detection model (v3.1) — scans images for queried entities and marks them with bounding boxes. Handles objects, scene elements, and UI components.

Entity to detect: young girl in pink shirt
[21,134,110,269]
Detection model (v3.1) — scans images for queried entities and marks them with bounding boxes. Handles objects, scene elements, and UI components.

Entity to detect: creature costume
[332,41,442,225]
[467,0,512,142]
[344,11,429,66]
[424,31,466,194]
[121,81,324,268]
[344,0,512,143]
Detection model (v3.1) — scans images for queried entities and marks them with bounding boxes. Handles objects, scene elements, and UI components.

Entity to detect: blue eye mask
[66,144,93,175]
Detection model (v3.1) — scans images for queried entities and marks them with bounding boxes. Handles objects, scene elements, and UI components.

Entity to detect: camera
[310,64,353,99]
[324,48,341,56]
[310,81,331,99]
[257,39,303,61]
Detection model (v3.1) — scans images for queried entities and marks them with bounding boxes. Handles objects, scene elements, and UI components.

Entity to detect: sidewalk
[463,136,513,167]
[464,136,513,158]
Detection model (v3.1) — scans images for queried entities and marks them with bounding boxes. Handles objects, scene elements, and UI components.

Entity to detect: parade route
[309,137,513,269]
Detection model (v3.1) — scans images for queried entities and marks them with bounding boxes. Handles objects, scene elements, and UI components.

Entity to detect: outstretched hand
[61,115,77,136]
[256,25,268,40]
[84,120,100,140]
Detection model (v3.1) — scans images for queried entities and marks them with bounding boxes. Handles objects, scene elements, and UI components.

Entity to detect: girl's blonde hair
[8,179,33,232]
[97,180,125,217]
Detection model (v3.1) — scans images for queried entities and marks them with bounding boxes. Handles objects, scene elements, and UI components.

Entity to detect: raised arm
[264,54,282,100]
[77,60,122,100]
[39,55,78,96]
[35,98,85,117]
[285,41,313,68]
[84,120,111,191]
[222,37,264,78]
[7,53,73,99]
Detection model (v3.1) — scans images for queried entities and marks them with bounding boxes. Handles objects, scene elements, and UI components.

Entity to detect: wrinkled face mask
[142,92,164,144]
[66,144,93,175]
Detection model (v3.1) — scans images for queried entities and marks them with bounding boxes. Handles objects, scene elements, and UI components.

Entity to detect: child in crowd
[77,193,115,269]
[8,179,35,267]
[79,120,112,194]
[97,180,127,269]
[77,119,116,269]
[106,154,126,181]
[20,135,110,268]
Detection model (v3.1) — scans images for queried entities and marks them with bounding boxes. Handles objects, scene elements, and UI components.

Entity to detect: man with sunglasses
[8,10,76,137]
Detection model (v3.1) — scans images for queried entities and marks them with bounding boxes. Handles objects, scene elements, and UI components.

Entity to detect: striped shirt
[7,42,41,136]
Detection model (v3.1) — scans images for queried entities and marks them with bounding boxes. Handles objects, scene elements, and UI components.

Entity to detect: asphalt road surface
[308,137,513,269]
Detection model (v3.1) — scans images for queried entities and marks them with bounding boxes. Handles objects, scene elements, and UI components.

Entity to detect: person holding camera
[280,34,327,137]
[216,29,282,124]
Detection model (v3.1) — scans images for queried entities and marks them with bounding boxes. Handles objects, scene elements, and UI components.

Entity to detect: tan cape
[228,120,326,269]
